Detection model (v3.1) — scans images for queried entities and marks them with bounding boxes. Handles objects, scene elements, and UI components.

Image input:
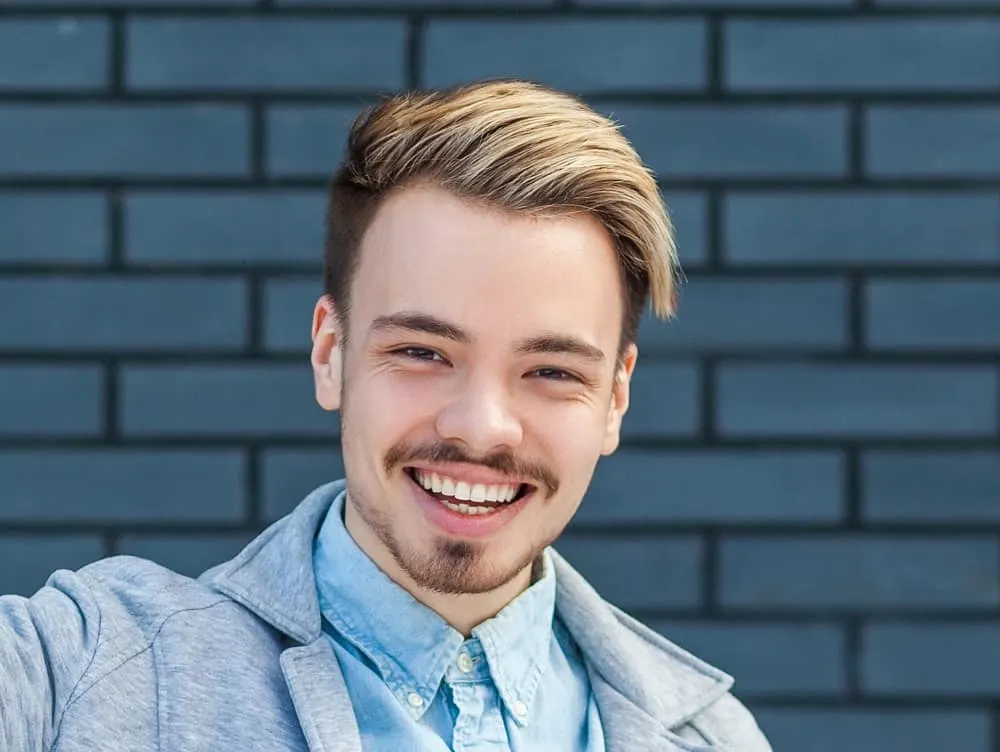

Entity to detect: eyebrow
[369,311,606,363]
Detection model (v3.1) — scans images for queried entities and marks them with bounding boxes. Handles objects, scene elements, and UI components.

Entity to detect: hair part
[324,79,679,362]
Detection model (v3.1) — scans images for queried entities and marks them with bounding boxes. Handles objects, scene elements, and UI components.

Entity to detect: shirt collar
[312,489,557,725]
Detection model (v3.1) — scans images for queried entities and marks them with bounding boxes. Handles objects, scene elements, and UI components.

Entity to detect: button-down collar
[313,490,557,725]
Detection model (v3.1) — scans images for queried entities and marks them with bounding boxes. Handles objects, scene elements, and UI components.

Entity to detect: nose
[435,375,524,455]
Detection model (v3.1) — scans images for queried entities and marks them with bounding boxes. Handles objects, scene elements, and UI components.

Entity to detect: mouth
[404,467,535,517]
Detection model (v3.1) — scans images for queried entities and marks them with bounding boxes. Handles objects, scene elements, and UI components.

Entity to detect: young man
[0,81,771,751]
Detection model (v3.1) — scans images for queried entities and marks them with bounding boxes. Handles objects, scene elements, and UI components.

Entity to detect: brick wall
[1,3,998,750]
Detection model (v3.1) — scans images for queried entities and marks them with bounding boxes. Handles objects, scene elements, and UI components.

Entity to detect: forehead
[350,185,624,348]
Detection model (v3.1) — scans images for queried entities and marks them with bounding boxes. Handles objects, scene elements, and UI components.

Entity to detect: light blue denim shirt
[313,490,606,751]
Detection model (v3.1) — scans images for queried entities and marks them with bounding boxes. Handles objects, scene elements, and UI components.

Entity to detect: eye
[393,347,446,363]
[530,367,580,382]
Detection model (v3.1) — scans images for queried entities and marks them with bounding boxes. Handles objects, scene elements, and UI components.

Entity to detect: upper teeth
[414,470,520,503]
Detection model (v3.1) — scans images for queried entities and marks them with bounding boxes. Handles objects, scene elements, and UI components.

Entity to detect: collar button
[407,692,424,709]
[457,653,474,673]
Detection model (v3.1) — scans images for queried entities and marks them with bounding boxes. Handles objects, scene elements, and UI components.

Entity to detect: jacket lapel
[203,481,358,752]
[589,679,717,752]
[550,549,731,751]
[280,640,362,752]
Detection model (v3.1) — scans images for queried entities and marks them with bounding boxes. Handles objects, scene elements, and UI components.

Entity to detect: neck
[344,500,533,636]
[405,569,533,637]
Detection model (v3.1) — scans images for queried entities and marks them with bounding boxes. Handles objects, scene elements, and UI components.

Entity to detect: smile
[405,467,533,517]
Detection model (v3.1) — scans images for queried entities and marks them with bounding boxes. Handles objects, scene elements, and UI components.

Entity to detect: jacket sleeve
[0,570,103,751]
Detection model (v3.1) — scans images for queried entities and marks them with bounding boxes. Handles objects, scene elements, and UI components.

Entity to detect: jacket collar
[201,480,338,645]
[550,546,733,730]
[203,479,732,731]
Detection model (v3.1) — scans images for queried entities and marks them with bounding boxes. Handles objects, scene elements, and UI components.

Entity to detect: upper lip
[407,463,533,488]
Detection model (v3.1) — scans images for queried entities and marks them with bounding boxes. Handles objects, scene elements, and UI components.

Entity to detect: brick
[0,19,107,90]
[554,534,703,610]
[0,277,247,351]
[0,450,245,524]
[424,19,705,92]
[607,105,847,178]
[867,107,1000,178]
[665,192,708,267]
[0,105,249,178]
[724,192,1000,266]
[866,280,1000,350]
[260,448,344,521]
[279,0,555,5]
[121,364,336,438]
[0,536,105,597]
[650,621,846,695]
[753,709,991,752]
[717,364,998,438]
[0,365,102,437]
[864,451,1000,523]
[579,450,844,524]
[12,0,251,5]
[0,192,107,265]
[126,191,326,265]
[264,277,321,353]
[622,362,700,439]
[266,105,364,178]
[718,536,1000,610]
[639,278,848,354]
[577,0,849,6]
[725,20,1000,92]
[118,532,255,578]
[877,0,1000,7]
[863,622,1000,696]
[128,19,406,91]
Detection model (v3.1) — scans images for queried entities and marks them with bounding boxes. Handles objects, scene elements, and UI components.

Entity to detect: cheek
[351,374,444,442]
[527,402,612,465]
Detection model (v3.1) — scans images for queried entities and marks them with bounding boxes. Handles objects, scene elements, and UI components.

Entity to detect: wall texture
[1,3,999,750]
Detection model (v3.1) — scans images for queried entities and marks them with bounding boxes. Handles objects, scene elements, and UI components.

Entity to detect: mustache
[385,441,559,497]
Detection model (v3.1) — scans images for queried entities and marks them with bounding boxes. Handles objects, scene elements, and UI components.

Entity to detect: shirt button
[512,700,528,718]
[407,692,424,709]
[457,653,474,673]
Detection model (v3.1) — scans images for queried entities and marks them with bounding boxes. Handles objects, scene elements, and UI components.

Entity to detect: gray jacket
[0,480,771,751]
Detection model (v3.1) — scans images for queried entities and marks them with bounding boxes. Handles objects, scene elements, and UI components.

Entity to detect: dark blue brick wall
[0,3,997,751]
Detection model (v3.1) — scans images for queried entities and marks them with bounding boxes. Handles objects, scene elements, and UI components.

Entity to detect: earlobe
[601,343,638,456]
[310,296,343,412]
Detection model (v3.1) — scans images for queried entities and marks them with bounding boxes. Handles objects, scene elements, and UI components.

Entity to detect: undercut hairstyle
[324,79,679,360]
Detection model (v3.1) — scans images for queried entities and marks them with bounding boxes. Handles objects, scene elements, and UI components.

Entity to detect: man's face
[312,183,636,596]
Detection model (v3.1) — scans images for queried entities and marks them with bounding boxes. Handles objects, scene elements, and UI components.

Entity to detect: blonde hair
[324,79,678,353]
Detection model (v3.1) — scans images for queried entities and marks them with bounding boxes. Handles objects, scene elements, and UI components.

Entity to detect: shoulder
[54,555,235,670]
[77,554,228,621]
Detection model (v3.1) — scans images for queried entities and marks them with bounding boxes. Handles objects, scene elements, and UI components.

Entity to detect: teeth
[413,470,521,507]
[439,498,494,515]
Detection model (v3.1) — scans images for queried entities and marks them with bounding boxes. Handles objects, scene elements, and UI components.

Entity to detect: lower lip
[406,472,533,539]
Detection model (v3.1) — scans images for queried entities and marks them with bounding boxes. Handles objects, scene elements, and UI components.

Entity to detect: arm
[0,570,102,751]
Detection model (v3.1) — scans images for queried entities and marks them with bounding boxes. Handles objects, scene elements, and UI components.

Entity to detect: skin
[310,183,637,636]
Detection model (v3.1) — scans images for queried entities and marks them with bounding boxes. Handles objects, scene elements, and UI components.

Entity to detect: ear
[310,295,343,412]
[601,343,637,455]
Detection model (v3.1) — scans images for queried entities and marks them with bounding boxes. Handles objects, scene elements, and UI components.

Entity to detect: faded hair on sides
[323,79,680,358]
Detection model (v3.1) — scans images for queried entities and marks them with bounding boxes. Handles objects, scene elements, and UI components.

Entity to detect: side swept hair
[324,79,679,355]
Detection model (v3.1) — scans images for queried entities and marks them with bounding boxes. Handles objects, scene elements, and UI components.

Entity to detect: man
[0,80,771,751]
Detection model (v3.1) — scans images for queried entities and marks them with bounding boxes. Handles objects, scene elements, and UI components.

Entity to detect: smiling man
[0,81,770,751]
